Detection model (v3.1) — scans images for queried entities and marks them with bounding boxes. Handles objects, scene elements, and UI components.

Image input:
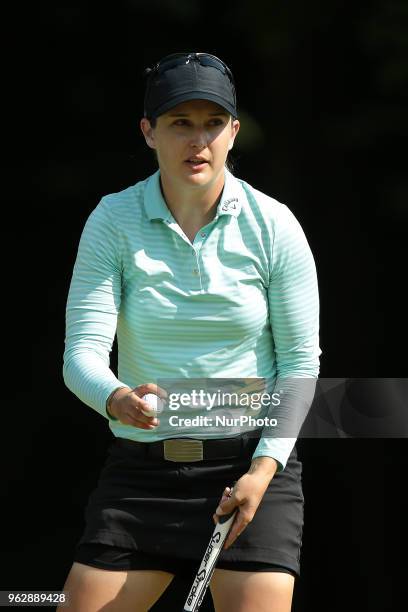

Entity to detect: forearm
[251,377,317,472]
[63,348,128,419]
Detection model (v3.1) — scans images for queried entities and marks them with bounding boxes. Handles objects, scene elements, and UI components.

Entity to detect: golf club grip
[183,508,237,612]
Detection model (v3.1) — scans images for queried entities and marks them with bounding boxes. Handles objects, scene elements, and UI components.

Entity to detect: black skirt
[74,435,304,577]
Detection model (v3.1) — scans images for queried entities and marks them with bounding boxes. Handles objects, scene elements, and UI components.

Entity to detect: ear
[140,117,156,149]
[228,119,240,151]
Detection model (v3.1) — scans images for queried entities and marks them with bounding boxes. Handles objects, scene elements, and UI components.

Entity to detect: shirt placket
[163,218,216,293]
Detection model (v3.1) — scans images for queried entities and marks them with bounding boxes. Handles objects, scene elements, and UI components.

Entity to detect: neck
[159,168,226,227]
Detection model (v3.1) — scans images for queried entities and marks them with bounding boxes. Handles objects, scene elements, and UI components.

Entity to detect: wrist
[248,456,279,479]
[106,386,131,419]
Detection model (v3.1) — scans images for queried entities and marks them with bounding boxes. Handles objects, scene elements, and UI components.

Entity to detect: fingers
[134,397,161,428]
[212,484,237,526]
[217,486,232,506]
[134,383,168,401]
[127,383,169,429]
[119,406,160,430]
[223,509,253,549]
[211,481,255,549]
[213,487,232,524]
[114,383,169,429]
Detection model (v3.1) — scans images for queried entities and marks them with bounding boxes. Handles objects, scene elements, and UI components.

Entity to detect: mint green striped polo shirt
[63,168,321,471]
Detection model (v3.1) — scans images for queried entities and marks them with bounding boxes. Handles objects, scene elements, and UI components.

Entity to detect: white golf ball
[141,393,165,416]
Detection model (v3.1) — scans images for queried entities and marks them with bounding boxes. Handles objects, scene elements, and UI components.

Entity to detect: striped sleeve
[62,198,128,419]
[252,203,321,470]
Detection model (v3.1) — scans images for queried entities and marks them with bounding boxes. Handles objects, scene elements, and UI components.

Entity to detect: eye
[208,118,224,126]
[172,119,189,126]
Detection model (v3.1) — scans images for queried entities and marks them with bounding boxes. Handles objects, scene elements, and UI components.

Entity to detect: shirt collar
[143,168,243,222]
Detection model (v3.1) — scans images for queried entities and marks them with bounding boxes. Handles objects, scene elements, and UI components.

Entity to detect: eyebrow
[167,111,228,117]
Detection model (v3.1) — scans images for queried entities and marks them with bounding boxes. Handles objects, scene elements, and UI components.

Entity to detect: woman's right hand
[108,383,167,429]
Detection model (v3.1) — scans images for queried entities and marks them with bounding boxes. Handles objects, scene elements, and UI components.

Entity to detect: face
[140,99,240,192]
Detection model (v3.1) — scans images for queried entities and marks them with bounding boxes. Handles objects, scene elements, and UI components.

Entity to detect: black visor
[143,53,237,120]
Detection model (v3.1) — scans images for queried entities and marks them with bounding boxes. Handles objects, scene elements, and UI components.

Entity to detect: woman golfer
[59,52,321,611]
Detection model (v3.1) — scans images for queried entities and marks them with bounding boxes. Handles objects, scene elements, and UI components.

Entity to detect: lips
[185,157,209,165]
[184,157,209,173]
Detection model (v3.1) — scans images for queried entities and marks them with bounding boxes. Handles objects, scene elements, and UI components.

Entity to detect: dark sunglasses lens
[156,54,186,74]
[197,54,234,84]
[159,53,186,64]
[198,56,224,70]
[148,52,234,87]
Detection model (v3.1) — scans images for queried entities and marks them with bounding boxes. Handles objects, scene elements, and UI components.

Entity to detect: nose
[190,127,208,149]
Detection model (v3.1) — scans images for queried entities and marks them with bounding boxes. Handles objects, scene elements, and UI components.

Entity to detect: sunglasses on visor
[144,52,236,89]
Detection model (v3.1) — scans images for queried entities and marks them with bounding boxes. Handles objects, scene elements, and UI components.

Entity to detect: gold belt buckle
[163,439,204,462]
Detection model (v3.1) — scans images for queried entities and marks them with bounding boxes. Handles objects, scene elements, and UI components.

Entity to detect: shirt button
[192,268,199,275]
[201,232,206,237]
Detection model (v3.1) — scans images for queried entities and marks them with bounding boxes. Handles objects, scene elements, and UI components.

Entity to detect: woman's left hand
[212,457,279,550]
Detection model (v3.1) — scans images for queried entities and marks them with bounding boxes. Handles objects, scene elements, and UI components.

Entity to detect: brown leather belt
[115,435,259,462]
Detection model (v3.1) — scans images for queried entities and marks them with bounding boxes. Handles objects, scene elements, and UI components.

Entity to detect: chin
[184,170,213,186]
